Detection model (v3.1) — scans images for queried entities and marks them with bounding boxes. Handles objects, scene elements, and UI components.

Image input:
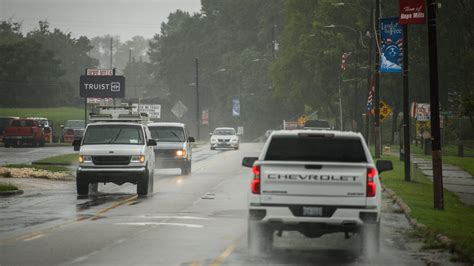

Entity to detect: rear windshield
[265,136,367,163]
[11,120,35,127]
[66,120,85,128]
[149,126,185,142]
[83,125,144,145]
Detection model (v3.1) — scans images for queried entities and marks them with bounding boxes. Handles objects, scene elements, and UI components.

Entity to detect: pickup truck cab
[74,108,156,196]
[242,130,393,254]
[4,119,45,147]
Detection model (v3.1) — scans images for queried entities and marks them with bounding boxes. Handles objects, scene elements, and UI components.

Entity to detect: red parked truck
[4,119,45,147]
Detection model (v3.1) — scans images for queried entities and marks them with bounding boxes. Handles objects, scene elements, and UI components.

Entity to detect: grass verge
[33,153,78,166]
[0,183,18,191]
[5,164,70,172]
[380,155,474,259]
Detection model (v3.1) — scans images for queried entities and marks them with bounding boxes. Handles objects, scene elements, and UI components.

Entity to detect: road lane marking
[115,222,204,228]
[210,243,236,266]
[91,195,138,219]
[140,215,212,220]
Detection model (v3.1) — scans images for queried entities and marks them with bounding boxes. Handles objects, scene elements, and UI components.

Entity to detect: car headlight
[131,155,145,163]
[230,138,238,142]
[79,155,92,163]
[211,138,217,143]
[176,149,187,157]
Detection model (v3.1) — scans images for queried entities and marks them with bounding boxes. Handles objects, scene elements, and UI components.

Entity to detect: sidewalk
[412,156,474,206]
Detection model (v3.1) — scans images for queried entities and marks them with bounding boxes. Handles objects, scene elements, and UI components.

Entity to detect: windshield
[82,125,144,145]
[0,118,15,132]
[149,126,185,142]
[66,120,85,128]
[213,129,236,136]
[265,136,367,163]
[11,120,35,127]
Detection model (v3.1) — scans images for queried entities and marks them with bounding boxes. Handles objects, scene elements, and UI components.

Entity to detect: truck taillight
[251,165,261,194]
[366,167,377,197]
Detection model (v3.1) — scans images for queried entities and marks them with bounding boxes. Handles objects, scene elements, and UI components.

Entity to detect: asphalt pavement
[0,143,456,265]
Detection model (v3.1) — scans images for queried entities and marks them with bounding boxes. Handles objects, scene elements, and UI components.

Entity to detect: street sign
[399,0,426,25]
[171,101,188,119]
[80,75,125,98]
[415,103,430,121]
[132,104,161,119]
[371,100,392,122]
[86,69,114,76]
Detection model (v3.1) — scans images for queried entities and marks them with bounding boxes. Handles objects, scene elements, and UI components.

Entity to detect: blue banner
[232,97,240,117]
[380,17,403,73]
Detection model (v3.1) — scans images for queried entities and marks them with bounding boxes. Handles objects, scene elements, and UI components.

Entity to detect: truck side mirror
[242,157,258,167]
[376,160,393,174]
[72,138,82,151]
[147,139,157,146]
[188,137,195,143]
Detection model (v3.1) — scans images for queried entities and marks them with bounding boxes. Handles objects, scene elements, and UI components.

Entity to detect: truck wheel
[4,140,11,148]
[32,140,38,147]
[76,174,89,196]
[181,162,191,175]
[248,220,273,255]
[210,147,215,150]
[137,170,150,196]
[360,223,380,257]
[39,140,45,147]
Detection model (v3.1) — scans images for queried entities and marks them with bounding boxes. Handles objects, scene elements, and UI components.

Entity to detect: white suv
[74,121,156,196]
[242,130,393,254]
[210,127,239,150]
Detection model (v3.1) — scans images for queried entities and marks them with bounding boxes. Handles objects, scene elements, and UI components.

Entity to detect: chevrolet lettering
[267,174,358,181]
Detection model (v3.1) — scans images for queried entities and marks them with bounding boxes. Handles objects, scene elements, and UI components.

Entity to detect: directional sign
[80,75,125,98]
[171,101,188,119]
[132,104,161,119]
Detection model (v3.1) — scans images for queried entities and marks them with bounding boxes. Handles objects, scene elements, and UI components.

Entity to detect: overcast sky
[0,0,202,41]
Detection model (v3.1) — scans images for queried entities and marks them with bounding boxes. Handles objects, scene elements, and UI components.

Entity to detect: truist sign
[399,0,426,25]
[79,75,125,98]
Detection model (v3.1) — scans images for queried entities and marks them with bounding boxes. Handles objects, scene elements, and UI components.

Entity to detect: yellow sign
[371,100,393,122]
[297,115,307,126]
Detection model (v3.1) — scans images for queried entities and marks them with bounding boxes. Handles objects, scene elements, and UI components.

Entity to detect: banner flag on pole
[380,17,403,73]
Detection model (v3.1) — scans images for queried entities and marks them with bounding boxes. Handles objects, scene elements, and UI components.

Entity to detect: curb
[384,186,473,263]
[0,189,24,196]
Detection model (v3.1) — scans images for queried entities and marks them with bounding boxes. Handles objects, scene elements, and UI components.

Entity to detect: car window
[11,120,35,127]
[213,129,236,135]
[83,125,144,145]
[149,126,185,142]
[265,136,367,163]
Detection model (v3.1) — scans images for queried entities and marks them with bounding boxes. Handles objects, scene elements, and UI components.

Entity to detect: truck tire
[39,140,45,147]
[4,140,11,148]
[248,220,273,255]
[76,174,89,196]
[360,222,380,257]
[181,161,191,175]
[137,170,150,196]
[32,140,38,147]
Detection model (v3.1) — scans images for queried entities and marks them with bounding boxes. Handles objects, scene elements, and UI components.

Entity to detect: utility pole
[374,0,381,158]
[338,74,343,130]
[129,48,132,64]
[195,58,200,141]
[365,4,374,143]
[402,24,411,182]
[110,38,113,69]
[427,0,444,210]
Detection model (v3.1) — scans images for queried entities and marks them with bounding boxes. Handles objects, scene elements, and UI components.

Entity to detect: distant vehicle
[74,106,156,196]
[28,117,54,143]
[0,116,19,142]
[210,127,239,150]
[303,119,331,130]
[61,120,85,143]
[148,122,195,175]
[242,130,393,254]
[4,119,45,147]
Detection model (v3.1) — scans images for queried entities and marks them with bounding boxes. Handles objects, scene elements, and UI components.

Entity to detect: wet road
[0,145,73,166]
[0,143,430,265]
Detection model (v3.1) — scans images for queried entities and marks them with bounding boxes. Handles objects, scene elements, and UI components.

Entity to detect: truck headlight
[131,155,145,163]
[176,150,187,157]
[79,155,92,163]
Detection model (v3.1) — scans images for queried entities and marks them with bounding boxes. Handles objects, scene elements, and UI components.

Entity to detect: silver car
[148,122,195,175]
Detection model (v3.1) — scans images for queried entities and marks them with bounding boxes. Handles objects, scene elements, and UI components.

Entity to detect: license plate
[302,206,323,217]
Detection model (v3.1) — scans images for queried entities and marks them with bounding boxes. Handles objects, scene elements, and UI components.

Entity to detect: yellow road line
[92,195,138,218]
[210,244,236,266]
[22,233,45,242]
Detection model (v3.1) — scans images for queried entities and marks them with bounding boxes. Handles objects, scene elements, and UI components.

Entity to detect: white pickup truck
[242,130,393,254]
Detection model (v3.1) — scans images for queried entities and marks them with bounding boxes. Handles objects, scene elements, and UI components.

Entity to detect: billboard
[380,17,403,73]
[399,0,426,25]
[80,75,125,98]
